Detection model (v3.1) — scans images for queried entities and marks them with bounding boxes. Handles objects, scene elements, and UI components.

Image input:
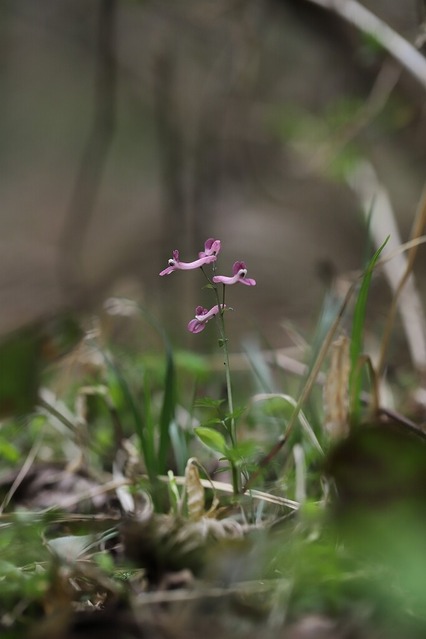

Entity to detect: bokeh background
[1,0,426,351]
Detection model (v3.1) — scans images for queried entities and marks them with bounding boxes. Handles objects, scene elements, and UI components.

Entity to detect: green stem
[200,268,239,495]
[216,287,239,494]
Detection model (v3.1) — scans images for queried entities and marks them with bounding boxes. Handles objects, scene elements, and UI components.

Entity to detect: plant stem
[200,268,240,494]
[217,290,239,492]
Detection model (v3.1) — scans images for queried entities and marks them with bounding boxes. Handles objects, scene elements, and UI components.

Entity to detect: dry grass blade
[159,475,299,511]
[349,162,426,376]
[377,182,426,377]
[185,459,205,522]
[323,335,350,439]
[54,477,131,512]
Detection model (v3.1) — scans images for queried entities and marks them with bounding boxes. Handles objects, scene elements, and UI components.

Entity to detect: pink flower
[187,304,224,333]
[199,238,221,258]
[212,261,256,286]
[159,249,217,276]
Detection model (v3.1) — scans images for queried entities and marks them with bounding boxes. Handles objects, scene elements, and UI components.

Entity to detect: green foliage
[0,230,423,637]
[0,315,83,419]
[0,435,20,463]
[0,328,41,417]
[105,352,176,486]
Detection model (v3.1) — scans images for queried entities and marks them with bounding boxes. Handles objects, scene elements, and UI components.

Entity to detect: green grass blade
[157,347,176,474]
[350,235,389,422]
[142,375,156,477]
[130,305,177,475]
[104,355,154,481]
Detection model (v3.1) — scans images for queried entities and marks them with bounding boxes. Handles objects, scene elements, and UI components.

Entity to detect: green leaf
[194,397,225,410]
[0,436,20,463]
[194,426,228,456]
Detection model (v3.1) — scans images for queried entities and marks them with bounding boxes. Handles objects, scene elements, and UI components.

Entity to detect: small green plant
[159,238,256,494]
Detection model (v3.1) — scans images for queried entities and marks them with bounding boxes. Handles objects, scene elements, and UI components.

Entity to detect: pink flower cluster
[159,238,256,333]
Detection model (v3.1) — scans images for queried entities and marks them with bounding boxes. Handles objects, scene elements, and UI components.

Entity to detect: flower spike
[187,304,225,333]
[159,249,217,276]
[212,261,256,286]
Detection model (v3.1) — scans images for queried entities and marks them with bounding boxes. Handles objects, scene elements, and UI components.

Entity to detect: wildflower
[187,304,225,333]
[159,249,217,276]
[199,238,221,258]
[212,261,256,286]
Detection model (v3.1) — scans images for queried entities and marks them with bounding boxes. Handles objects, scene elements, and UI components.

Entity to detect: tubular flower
[187,304,225,333]
[212,261,256,286]
[159,249,217,276]
[199,238,221,258]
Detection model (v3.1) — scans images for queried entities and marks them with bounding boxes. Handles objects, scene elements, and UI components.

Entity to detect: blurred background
[1,0,426,351]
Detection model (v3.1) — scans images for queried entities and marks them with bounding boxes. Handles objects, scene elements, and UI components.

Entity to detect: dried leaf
[184,458,205,522]
[323,335,350,439]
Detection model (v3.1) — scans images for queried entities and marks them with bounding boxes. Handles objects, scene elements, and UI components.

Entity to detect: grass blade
[350,236,389,422]
[142,375,156,477]
[157,347,176,474]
